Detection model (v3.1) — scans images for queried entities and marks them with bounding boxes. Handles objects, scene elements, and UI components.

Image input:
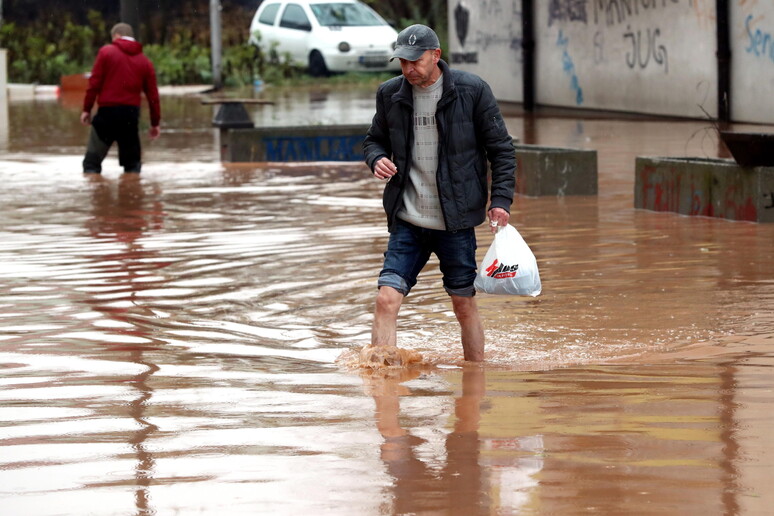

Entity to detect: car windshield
[310,2,386,27]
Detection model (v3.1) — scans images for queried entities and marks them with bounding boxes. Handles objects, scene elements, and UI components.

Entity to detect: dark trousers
[83,106,142,173]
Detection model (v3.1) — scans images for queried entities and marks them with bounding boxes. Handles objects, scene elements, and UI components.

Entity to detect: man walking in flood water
[80,22,161,174]
[363,24,515,361]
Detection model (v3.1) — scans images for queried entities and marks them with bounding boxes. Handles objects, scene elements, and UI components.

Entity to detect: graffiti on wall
[548,0,684,84]
[638,164,760,222]
[548,0,588,26]
[450,1,522,65]
[452,3,478,64]
[263,135,364,162]
[550,0,706,28]
[592,0,682,27]
[557,30,585,105]
[624,25,668,72]
[744,14,774,64]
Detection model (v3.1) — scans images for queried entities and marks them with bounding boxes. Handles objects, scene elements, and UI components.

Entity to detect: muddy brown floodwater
[1,85,772,515]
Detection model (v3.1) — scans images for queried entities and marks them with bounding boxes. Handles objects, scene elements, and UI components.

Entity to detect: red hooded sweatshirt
[83,37,161,127]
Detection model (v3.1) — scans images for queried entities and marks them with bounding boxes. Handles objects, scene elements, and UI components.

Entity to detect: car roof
[263,0,361,4]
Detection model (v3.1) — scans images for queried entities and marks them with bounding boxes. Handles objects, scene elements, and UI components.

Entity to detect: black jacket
[364,60,515,232]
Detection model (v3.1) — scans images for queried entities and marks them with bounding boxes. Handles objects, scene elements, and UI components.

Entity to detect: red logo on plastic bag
[485,259,519,279]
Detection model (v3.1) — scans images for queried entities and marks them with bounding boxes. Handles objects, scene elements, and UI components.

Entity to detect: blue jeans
[378,219,478,297]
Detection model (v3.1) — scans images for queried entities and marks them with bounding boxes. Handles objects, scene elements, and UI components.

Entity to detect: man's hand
[487,207,510,233]
[80,111,91,126]
[149,126,160,140]
[373,157,397,181]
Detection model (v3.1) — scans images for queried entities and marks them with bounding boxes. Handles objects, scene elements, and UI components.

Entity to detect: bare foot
[359,345,423,368]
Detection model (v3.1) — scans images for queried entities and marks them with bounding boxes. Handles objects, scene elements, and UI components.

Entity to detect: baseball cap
[391,24,440,61]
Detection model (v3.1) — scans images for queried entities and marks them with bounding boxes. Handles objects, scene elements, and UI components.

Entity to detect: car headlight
[338,42,351,53]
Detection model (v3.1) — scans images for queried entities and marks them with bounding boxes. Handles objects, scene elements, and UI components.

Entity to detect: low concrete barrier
[514,144,598,196]
[223,124,370,162]
[635,156,774,223]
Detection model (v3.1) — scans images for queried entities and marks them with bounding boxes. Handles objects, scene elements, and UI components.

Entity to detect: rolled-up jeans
[378,218,478,297]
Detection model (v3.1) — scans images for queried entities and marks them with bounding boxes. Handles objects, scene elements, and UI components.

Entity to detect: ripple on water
[0,108,773,515]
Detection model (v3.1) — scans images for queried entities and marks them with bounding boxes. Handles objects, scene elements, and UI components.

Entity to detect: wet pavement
[0,85,773,515]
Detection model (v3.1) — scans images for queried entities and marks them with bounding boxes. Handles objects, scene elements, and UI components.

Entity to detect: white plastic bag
[474,224,542,296]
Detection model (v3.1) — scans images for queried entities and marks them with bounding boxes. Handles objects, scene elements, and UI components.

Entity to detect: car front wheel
[308,50,330,77]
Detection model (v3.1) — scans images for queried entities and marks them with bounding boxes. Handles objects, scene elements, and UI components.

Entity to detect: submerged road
[0,86,772,514]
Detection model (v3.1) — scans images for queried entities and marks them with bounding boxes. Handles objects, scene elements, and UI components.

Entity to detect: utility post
[521,0,535,112]
[210,0,223,90]
[120,0,141,36]
[716,0,731,123]
[1,48,8,151]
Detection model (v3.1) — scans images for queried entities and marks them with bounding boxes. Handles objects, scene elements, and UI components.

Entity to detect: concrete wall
[447,1,771,121]
[634,156,774,223]
[447,0,524,102]
[731,2,774,123]
[515,144,598,196]
[535,1,718,118]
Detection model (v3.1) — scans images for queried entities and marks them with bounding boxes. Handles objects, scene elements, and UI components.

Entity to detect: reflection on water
[368,366,499,515]
[0,89,772,514]
[85,173,161,514]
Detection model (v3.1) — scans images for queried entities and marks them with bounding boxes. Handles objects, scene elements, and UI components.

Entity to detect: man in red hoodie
[81,22,161,174]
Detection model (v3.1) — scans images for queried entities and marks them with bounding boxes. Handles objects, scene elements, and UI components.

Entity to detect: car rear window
[258,3,281,25]
[310,2,385,27]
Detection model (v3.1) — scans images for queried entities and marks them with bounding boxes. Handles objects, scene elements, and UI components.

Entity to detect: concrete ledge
[515,144,598,196]
[223,124,370,162]
[7,83,59,100]
[635,156,774,223]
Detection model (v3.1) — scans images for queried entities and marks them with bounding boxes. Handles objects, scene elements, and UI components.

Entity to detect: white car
[249,0,401,76]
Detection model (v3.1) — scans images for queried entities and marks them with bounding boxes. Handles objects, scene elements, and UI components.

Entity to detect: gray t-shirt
[397,74,445,230]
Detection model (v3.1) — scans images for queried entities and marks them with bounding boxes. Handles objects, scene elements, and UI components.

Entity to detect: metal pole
[210,0,223,90]
[716,0,731,123]
[1,49,9,151]
[120,0,141,36]
[521,0,535,112]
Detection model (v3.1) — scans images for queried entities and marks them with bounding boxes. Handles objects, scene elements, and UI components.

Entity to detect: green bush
[143,42,212,85]
[0,9,285,86]
[0,5,430,87]
[0,18,95,83]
